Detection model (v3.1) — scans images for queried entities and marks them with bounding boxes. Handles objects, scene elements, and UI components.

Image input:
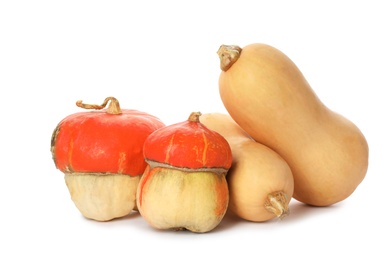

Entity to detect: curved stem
[76,96,122,115]
[217,45,242,71]
[264,191,290,220]
[188,111,202,122]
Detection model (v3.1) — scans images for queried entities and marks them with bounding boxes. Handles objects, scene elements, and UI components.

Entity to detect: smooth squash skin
[217,43,369,206]
[137,166,229,233]
[200,113,294,221]
[137,112,231,233]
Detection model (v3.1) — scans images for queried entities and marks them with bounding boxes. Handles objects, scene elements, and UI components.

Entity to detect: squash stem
[217,45,242,71]
[188,111,202,122]
[76,96,122,115]
[264,191,290,220]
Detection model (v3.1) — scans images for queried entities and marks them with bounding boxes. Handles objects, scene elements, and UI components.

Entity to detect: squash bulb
[137,112,232,233]
[64,174,140,221]
[200,112,294,222]
[138,166,228,233]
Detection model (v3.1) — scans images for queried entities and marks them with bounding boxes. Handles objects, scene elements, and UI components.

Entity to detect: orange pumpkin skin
[52,109,165,176]
[51,97,165,221]
[143,112,232,171]
[137,112,232,233]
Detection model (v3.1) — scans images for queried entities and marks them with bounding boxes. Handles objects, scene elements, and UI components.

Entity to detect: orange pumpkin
[51,97,165,221]
[137,112,232,233]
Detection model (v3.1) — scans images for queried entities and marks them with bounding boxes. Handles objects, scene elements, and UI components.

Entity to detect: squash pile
[51,42,369,233]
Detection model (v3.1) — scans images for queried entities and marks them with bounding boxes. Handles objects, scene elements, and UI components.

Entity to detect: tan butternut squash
[217,43,369,206]
[200,112,294,221]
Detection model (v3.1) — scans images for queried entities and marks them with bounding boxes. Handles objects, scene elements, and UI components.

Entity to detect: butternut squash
[217,43,369,206]
[200,113,294,221]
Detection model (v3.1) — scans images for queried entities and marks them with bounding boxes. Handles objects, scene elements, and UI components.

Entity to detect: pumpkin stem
[76,97,122,115]
[264,191,290,220]
[188,112,202,122]
[217,45,242,72]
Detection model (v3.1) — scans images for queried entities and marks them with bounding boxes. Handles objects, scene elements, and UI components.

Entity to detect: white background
[1,1,389,259]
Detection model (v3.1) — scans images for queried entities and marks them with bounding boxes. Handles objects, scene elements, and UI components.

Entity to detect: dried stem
[188,112,202,122]
[76,96,122,115]
[217,45,242,71]
[264,191,290,220]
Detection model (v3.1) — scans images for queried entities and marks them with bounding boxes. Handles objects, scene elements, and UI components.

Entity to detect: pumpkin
[51,97,165,221]
[200,113,293,221]
[136,112,232,233]
[217,43,369,206]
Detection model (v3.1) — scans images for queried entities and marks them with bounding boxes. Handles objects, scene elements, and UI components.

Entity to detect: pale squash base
[137,167,229,233]
[65,173,140,221]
